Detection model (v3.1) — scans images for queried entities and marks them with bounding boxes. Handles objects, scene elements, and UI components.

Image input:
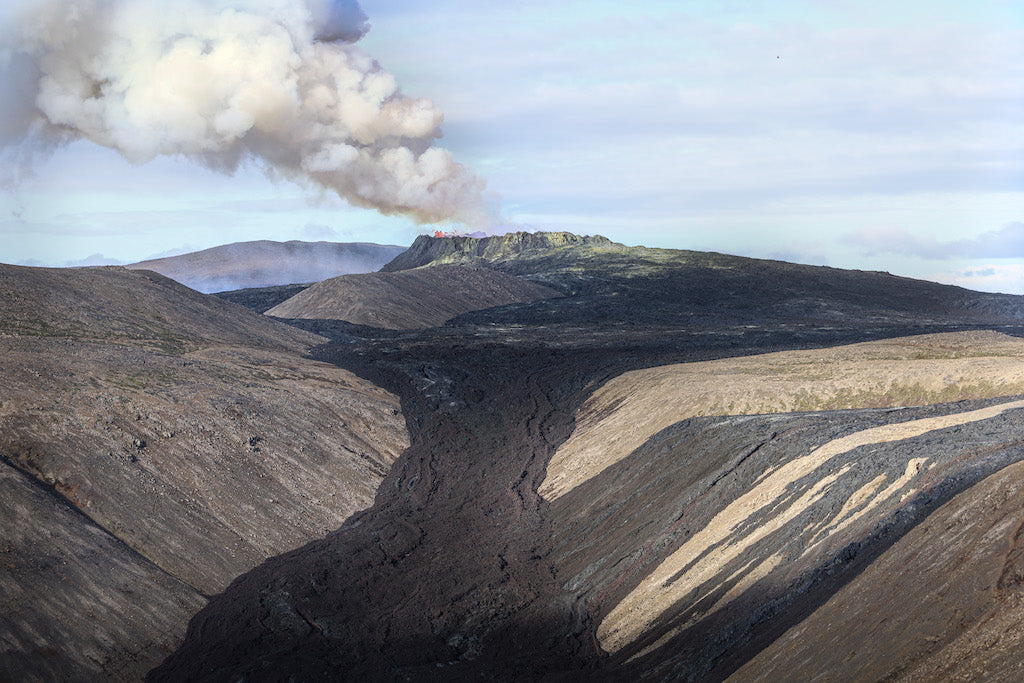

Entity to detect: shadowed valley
[6,234,1024,680]
[152,233,1024,681]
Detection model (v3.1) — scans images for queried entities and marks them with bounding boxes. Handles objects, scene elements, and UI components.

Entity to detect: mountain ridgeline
[128,240,406,294]
[149,234,1024,681]
[6,234,1024,680]
[384,231,1024,326]
[379,231,616,274]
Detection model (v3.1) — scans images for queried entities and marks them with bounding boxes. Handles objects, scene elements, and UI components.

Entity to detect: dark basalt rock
[8,235,1024,681]
[214,283,310,313]
[151,236,1024,681]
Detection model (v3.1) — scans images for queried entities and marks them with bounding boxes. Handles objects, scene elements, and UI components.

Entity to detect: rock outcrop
[379,231,613,274]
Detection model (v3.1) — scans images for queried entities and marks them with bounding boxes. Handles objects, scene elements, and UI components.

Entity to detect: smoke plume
[0,0,491,225]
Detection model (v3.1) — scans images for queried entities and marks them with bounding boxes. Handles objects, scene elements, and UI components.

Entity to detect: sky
[1,0,1023,292]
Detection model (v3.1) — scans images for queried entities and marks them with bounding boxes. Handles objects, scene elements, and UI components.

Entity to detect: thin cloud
[843,222,1024,260]
[765,248,830,267]
[62,253,124,267]
[929,263,1024,295]
[142,245,199,260]
[299,223,340,240]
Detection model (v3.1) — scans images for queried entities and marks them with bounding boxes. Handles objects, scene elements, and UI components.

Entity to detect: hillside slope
[266,265,561,329]
[1,463,205,681]
[0,265,409,681]
[127,240,405,293]
[732,455,1024,680]
[554,394,1024,680]
[543,330,1024,499]
[392,233,1024,326]
[151,235,1024,680]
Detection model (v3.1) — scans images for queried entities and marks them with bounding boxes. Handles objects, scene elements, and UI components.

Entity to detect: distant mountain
[0,264,408,681]
[266,265,561,329]
[127,240,406,293]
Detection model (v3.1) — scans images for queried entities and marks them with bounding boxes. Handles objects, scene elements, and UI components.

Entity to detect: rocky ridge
[379,231,614,275]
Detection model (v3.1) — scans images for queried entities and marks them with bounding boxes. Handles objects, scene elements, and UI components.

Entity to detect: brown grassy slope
[0,264,409,681]
[547,394,1024,681]
[0,264,314,351]
[542,330,1024,499]
[266,264,561,329]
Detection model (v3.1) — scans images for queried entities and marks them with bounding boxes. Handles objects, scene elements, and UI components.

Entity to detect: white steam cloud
[0,0,493,225]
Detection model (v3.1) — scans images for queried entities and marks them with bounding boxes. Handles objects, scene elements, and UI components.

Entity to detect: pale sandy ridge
[598,397,1024,655]
[542,331,1024,500]
[727,458,1024,682]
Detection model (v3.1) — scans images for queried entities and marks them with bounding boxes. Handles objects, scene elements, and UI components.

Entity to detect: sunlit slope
[549,393,1024,679]
[543,330,1024,499]
[599,398,1024,655]
[545,329,1024,677]
[730,456,1024,681]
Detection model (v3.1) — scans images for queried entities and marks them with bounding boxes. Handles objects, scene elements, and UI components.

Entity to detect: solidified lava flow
[149,343,613,680]
[12,237,1024,680]
[145,234,1024,680]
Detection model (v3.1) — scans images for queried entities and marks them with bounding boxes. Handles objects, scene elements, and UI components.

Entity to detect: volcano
[6,234,1024,680]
